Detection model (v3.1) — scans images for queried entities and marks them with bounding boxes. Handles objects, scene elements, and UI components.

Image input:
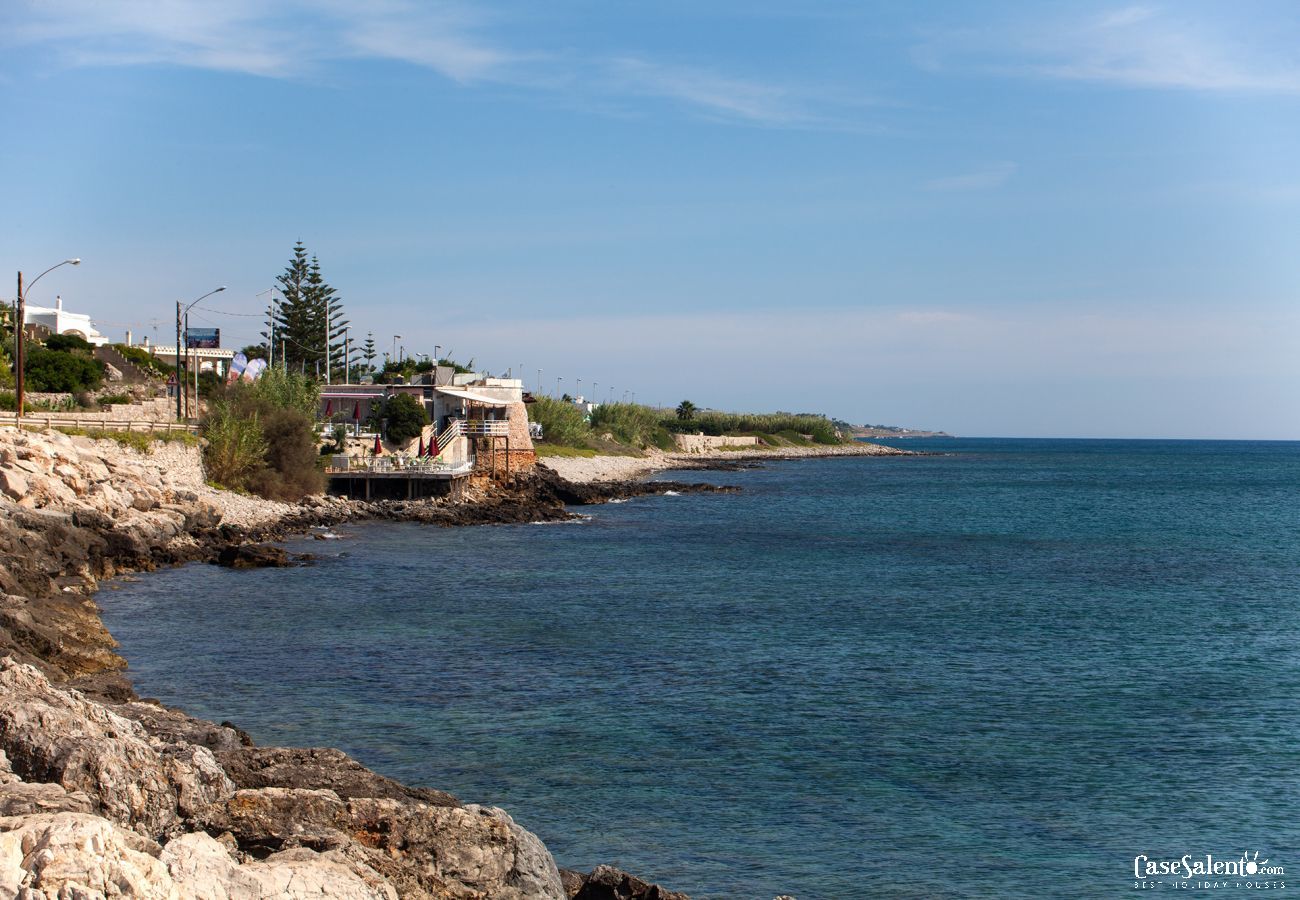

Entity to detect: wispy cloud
[1,0,847,126]
[918,5,1300,95]
[605,57,807,125]
[925,162,1017,192]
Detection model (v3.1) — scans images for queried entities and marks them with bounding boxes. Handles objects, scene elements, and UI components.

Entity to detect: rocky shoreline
[0,426,710,898]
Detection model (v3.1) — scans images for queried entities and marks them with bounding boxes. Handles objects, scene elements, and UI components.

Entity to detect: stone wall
[22,394,177,423]
[672,433,761,453]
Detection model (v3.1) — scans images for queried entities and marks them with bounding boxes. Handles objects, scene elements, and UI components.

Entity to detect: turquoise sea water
[99,439,1300,898]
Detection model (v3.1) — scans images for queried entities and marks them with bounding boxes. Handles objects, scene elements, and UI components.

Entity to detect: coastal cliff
[0,426,693,899]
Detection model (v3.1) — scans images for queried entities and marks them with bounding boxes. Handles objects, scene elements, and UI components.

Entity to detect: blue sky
[3,1,1299,438]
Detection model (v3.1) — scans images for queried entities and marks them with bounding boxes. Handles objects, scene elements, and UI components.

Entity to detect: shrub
[251,367,318,418]
[249,407,325,500]
[0,390,15,411]
[44,333,93,353]
[660,410,842,444]
[96,392,133,406]
[589,402,673,449]
[379,393,428,444]
[529,396,590,447]
[112,344,173,376]
[202,399,268,488]
[200,374,325,501]
[24,348,104,393]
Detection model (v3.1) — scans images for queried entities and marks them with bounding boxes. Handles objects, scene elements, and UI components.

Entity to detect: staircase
[93,346,151,384]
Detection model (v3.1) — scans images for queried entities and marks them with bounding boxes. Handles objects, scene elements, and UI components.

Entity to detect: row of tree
[260,242,349,379]
[246,243,399,381]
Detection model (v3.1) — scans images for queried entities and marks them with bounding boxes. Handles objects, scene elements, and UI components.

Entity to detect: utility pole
[175,301,182,420]
[325,295,332,384]
[15,272,24,420]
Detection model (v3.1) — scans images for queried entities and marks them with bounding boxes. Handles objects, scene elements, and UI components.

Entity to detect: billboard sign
[185,328,220,349]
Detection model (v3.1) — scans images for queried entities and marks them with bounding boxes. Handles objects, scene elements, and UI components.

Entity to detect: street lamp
[556,376,563,399]
[256,287,280,368]
[15,258,80,419]
[176,286,226,420]
[392,335,401,363]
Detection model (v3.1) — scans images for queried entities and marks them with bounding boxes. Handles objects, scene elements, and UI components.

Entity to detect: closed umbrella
[429,431,439,458]
[352,401,360,421]
[372,433,382,455]
[418,435,426,457]
[323,399,333,421]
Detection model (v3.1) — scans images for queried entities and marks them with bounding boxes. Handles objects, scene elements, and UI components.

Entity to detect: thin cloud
[606,57,807,126]
[918,5,1300,95]
[2,0,847,127]
[925,162,1017,192]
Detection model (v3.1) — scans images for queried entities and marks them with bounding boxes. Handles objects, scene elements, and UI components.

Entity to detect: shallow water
[100,439,1300,898]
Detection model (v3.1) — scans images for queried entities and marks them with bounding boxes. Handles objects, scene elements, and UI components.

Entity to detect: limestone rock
[0,470,28,501]
[0,812,169,899]
[573,864,691,900]
[161,830,398,899]
[0,658,234,838]
[215,544,290,569]
[216,746,459,807]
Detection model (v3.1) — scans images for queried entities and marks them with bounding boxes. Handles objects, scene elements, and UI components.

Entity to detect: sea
[98,438,1300,898]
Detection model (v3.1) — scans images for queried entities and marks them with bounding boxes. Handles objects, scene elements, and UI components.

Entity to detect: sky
[3,0,1299,438]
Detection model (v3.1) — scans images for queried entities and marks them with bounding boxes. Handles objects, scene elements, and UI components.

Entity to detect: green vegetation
[273,242,348,380]
[375,393,428,444]
[111,343,174,377]
[663,411,841,444]
[529,396,590,447]
[532,444,598,458]
[43,333,93,353]
[200,370,324,501]
[95,392,134,407]
[529,398,844,452]
[589,402,675,450]
[24,347,105,393]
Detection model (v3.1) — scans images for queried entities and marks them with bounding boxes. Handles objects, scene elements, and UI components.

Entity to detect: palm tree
[676,400,697,421]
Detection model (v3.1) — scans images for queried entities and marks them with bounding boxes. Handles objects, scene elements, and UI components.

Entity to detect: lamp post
[556,376,563,399]
[15,258,80,420]
[256,287,279,368]
[392,335,401,364]
[536,369,542,395]
[176,286,226,421]
[343,326,350,385]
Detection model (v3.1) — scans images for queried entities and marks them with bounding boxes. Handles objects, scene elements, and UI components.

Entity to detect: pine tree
[272,243,347,380]
[362,332,377,372]
[307,256,348,382]
[274,242,314,374]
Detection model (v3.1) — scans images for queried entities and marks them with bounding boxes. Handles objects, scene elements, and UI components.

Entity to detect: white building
[24,296,110,346]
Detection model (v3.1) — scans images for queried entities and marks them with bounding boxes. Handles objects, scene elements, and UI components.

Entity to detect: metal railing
[460,420,509,436]
[326,456,473,476]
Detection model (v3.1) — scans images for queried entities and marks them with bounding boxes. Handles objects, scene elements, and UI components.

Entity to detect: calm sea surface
[99,439,1300,898]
